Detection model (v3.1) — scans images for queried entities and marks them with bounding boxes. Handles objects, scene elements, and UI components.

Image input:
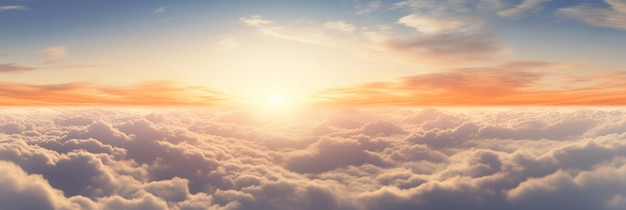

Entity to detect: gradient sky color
[2,0,626,106]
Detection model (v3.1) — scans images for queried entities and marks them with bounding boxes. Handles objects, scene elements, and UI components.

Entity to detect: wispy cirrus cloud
[559,0,626,30]
[397,13,473,34]
[380,32,501,64]
[240,15,272,26]
[241,0,533,67]
[0,5,28,11]
[238,1,614,70]
[152,6,166,15]
[240,15,349,46]
[46,64,105,70]
[389,1,505,64]
[0,63,36,73]
[356,1,381,15]
[312,62,626,106]
[2,47,101,73]
[241,14,501,66]
[41,46,67,64]
[497,0,549,17]
[0,81,230,106]
[323,20,356,33]
[214,38,239,54]
[394,0,549,18]
[0,63,103,74]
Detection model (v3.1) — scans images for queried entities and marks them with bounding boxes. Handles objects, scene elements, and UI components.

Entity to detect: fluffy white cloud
[0,107,625,209]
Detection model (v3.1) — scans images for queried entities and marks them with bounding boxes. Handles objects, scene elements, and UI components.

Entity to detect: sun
[234,91,311,121]
[267,94,283,106]
[236,91,308,117]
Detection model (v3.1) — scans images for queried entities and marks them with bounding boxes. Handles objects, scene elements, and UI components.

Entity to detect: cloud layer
[1,107,625,209]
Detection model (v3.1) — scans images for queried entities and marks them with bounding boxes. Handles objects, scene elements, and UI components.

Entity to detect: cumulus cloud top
[0,107,625,209]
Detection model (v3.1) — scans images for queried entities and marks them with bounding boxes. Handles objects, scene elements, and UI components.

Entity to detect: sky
[2,0,626,106]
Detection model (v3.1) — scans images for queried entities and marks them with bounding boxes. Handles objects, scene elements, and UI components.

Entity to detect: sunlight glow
[267,95,283,106]
[237,92,309,120]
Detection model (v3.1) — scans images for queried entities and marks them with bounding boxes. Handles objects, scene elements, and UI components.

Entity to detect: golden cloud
[0,81,230,106]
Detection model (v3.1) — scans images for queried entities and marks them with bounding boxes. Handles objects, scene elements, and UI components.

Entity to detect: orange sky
[4,65,626,106]
[311,64,626,106]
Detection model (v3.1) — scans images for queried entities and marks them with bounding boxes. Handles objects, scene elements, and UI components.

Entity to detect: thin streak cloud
[41,46,67,64]
[0,63,35,73]
[312,64,626,106]
[152,7,166,15]
[559,0,626,30]
[356,1,381,15]
[497,0,549,17]
[0,81,230,106]
[0,5,28,11]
